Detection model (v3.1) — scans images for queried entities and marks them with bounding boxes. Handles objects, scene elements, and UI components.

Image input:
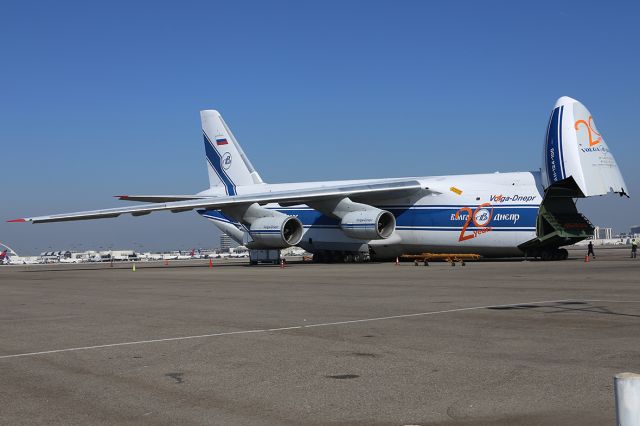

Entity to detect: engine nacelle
[248,216,304,248]
[340,209,396,240]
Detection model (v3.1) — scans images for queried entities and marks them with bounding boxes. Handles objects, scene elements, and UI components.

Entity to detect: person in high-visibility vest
[631,239,638,259]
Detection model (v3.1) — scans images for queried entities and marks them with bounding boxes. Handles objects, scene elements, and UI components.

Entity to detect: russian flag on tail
[216,137,228,146]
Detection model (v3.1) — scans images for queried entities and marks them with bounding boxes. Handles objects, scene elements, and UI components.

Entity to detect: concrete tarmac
[1,248,639,425]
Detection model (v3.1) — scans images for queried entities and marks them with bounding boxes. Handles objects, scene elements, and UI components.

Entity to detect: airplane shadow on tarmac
[487,301,640,319]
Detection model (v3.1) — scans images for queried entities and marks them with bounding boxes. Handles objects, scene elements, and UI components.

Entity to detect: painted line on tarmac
[0,298,635,360]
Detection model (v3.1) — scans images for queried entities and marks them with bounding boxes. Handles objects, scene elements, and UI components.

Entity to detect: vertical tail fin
[201,110,264,195]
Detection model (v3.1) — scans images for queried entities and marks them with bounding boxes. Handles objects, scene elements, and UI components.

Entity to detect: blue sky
[1,1,638,254]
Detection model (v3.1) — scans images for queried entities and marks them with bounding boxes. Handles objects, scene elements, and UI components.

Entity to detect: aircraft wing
[10,179,426,224]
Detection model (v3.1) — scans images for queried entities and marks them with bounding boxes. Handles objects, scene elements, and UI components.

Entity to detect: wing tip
[114,195,129,200]
[7,218,27,223]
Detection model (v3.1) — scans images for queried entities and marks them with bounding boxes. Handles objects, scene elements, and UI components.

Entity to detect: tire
[559,248,569,260]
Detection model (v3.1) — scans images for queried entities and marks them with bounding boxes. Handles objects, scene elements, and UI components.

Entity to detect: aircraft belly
[395,229,535,257]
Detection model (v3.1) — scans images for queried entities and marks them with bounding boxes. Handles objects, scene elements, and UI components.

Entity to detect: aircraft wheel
[314,252,328,263]
[559,248,569,260]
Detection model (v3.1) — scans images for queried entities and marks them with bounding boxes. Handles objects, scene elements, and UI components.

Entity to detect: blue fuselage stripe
[198,206,538,233]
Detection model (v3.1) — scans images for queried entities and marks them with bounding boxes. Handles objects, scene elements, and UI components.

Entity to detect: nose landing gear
[312,250,371,263]
[527,247,569,261]
[538,248,569,261]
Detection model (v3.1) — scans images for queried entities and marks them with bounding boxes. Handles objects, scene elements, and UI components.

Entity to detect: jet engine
[248,216,304,248]
[219,203,304,249]
[340,209,396,240]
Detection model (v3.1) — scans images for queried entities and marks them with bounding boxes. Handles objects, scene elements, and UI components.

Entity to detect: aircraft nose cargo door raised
[541,96,628,197]
[521,96,628,259]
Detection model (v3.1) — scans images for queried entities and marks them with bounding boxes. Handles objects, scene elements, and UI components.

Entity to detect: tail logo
[575,116,601,147]
[221,152,232,170]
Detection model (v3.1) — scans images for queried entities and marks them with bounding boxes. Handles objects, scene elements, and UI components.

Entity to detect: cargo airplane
[10,97,628,261]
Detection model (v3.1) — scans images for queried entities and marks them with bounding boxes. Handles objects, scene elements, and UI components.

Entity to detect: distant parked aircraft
[0,247,39,265]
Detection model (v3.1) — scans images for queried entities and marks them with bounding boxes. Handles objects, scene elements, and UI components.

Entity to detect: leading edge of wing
[115,195,208,203]
[10,179,428,224]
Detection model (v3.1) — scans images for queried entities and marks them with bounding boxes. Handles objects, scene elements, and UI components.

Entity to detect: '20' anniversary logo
[454,203,493,242]
[575,116,601,147]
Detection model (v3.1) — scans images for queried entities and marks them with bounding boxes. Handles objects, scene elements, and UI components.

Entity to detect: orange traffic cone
[395,257,399,266]
[585,255,590,263]
[280,259,285,268]
[209,258,213,268]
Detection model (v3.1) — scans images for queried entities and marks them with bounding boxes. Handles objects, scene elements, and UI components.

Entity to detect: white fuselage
[198,171,544,258]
